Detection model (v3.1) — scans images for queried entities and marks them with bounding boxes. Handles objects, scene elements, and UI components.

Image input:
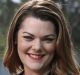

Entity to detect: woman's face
[17,16,57,72]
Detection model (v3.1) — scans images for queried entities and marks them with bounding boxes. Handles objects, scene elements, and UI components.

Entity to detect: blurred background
[0,0,80,75]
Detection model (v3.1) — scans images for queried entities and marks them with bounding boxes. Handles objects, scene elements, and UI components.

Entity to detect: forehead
[19,16,56,36]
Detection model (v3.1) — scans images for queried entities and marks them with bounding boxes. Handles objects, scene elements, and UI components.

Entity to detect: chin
[25,61,46,71]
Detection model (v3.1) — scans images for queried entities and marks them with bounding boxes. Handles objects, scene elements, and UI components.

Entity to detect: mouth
[26,53,45,60]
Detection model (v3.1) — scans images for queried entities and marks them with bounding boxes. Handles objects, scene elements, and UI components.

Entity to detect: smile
[26,53,45,60]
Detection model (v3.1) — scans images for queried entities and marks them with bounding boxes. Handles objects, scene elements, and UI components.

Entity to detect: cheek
[44,43,56,53]
[17,38,24,51]
[17,35,28,52]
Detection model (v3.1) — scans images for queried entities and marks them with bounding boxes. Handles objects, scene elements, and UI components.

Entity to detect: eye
[23,36,33,41]
[43,38,56,43]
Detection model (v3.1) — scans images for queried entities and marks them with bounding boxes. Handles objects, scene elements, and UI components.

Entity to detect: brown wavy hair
[3,0,80,75]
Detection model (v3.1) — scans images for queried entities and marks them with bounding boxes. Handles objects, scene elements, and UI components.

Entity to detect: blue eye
[23,36,33,41]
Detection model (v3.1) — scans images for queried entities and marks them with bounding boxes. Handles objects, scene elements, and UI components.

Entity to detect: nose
[32,39,42,51]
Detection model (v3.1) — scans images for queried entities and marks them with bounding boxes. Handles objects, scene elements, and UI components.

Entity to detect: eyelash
[23,36,33,41]
[43,38,55,43]
[23,36,56,42]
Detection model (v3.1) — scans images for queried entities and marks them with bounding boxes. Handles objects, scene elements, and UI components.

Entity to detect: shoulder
[17,72,23,75]
[12,72,23,75]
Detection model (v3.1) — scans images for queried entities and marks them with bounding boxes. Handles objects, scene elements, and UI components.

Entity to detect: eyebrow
[23,32,57,37]
[23,32,34,37]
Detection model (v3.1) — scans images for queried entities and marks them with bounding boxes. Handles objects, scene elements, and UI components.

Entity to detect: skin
[17,16,57,75]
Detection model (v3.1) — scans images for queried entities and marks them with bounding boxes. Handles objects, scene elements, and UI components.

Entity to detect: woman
[3,0,80,75]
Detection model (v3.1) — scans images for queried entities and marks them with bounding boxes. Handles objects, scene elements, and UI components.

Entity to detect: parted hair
[3,0,80,75]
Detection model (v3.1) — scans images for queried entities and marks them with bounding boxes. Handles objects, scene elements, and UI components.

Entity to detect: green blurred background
[0,0,80,74]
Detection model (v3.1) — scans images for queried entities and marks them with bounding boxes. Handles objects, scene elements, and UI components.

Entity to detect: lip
[26,53,45,61]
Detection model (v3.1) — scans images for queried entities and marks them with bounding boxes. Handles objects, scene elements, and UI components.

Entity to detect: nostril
[32,43,41,50]
[32,39,41,51]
